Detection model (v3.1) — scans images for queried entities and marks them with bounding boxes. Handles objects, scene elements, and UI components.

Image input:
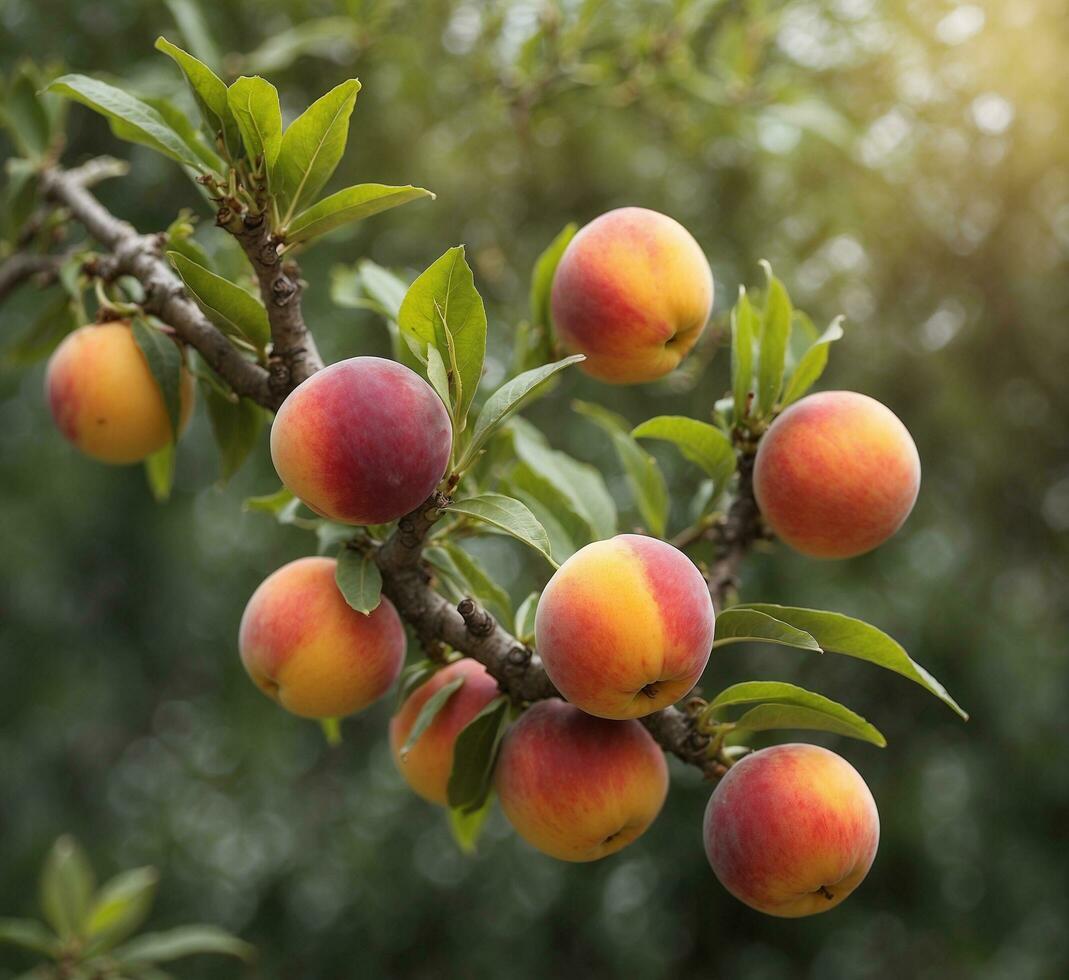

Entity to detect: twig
[0,252,65,301]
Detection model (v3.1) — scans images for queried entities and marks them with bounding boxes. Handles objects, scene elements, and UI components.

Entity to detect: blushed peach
[535,534,715,719]
[389,659,501,806]
[753,390,921,559]
[239,556,405,718]
[495,699,668,862]
[703,743,880,917]
[45,321,193,464]
[270,356,452,526]
[550,207,713,383]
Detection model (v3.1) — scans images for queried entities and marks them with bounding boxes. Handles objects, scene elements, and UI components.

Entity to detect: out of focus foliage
[1,1,1066,978]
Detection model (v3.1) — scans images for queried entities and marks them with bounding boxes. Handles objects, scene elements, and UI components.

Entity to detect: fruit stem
[320,717,343,746]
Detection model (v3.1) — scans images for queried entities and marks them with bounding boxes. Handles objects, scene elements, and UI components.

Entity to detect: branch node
[458,598,495,637]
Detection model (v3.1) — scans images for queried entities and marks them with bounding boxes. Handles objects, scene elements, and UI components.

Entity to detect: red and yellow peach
[550,207,713,383]
[753,390,921,559]
[389,658,501,806]
[495,699,669,862]
[535,534,715,719]
[703,743,880,917]
[270,356,452,526]
[44,320,194,464]
[239,556,405,718]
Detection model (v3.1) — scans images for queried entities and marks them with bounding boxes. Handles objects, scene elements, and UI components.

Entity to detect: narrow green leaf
[154,37,240,156]
[334,548,382,615]
[286,184,435,244]
[447,696,510,811]
[530,222,577,328]
[448,794,494,855]
[0,918,60,956]
[354,260,408,320]
[167,251,270,353]
[507,479,584,565]
[731,287,756,420]
[165,211,212,269]
[110,95,223,173]
[425,345,455,428]
[46,75,202,169]
[84,867,159,953]
[401,677,466,758]
[711,681,885,746]
[39,836,94,939]
[574,401,668,537]
[130,317,182,438]
[442,542,513,626]
[513,592,539,645]
[3,65,51,158]
[274,78,360,222]
[448,494,555,566]
[737,604,969,719]
[113,924,254,965]
[242,17,363,73]
[227,76,282,172]
[397,246,486,430]
[632,414,737,498]
[243,486,294,516]
[164,0,222,67]
[463,355,584,469]
[144,443,176,503]
[203,386,265,483]
[755,261,792,416]
[395,659,439,711]
[781,316,845,407]
[713,608,822,651]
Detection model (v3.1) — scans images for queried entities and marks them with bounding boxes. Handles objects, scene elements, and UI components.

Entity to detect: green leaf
[274,78,360,222]
[397,246,486,430]
[447,695,510,811]
[448,494,555,566]
[110,95,223,174]
[0,918,60,956]
[203,386,265,483]
[713,608,822,651]
[506,478,584,564]
[462,355,585,469]
[354,260,407,320]
[154,37,240,156]
[113,925,254,965]
[164,0,222,67]
[167,251,270,354]
[84,867,159,953]
[144,443,176,503]
[448,795,494,855]
[130,317,182,439]
[711,681,885,747]
[243,486,294,517]
[513,592,539,645]
[573,401,668,537]
[755,261,792,416]
[737,604,969,719]
[4,291,78,366]
[334,547,382,615]
[530,222,577,328]
[731,287,756,420]
[226,75,282,172]
[632,414,737,498]
[46,74,203,170]
[781,316,845,407]
[395,659,439,711]
[400,676,466,758]
[508,419,616,541]
[165,211,212,269]
[39,836,94,939]
[2,64,51,158]
[242,17,364,73]
[425,345,455,430]
[286,184,435,245]
[442,542,513,626]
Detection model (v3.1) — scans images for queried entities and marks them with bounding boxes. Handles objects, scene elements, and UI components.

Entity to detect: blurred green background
[2,1,1066,977]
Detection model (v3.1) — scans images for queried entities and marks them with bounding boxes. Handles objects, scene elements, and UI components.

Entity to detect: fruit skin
[703,743,880,917]
[270,356,452,526]
[389,659,501,806]
[550,207,713,383]
[752,390,921,559]
[239,556,405,719]
[495,699,669,862]
[45,321,194,464]
[534,534,715,719]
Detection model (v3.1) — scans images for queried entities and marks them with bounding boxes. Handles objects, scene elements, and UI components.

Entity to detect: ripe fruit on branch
[535,534,715,719]
[270,356,452,526]
[752,390,921,559]
[495,699,669,862]
[390,659,501,805]
[45,320,193,463]
[703,743,880,917]
[239,556,405,719]
[550,207,713,383]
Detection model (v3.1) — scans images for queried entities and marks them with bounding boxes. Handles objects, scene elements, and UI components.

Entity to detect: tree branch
[705,451,764,612]
[0,252,65,301]
[36,162,277,410]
